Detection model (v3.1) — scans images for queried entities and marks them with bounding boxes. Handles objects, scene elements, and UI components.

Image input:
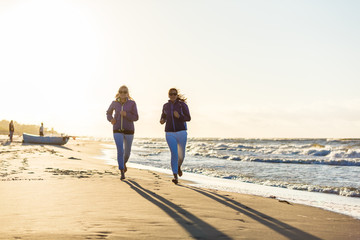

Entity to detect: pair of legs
[113,133,134,180]
[165,130,187,184]
[9,131,13,142]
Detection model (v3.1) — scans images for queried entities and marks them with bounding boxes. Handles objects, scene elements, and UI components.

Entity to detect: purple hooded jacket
[161,99,191,132]
[106,99,138,133]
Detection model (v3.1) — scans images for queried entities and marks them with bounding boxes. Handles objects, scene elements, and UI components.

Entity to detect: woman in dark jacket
[160,88,191,184]
[107,85,139,180]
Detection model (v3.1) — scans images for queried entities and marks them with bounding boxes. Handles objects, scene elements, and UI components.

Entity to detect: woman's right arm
[160,104,167,124]
[106,102,115,122]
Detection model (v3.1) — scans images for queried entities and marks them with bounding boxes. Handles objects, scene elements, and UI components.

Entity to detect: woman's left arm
[125,102,139,121]
[179,102,191,122]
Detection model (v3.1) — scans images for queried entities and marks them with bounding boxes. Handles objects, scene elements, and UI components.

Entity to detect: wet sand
[0,135,359,239]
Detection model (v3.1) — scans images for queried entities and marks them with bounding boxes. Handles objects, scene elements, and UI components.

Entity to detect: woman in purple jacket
[107,85,139,180]
[160,88,191,184]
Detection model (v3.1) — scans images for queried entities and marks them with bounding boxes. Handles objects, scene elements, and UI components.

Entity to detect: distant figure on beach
[9,120,14,142]
[160,88,191,184]
[106,85,139,180]
[39,123,44,136]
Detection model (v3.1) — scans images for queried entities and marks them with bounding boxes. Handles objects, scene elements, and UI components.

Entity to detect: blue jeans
[113,133,134,170]
[166,130,187,174]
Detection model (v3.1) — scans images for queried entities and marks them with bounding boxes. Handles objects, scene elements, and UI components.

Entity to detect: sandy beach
[1,135,359,240]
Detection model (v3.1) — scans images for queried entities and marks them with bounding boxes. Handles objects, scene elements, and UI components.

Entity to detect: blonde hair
[169,88,187,103]
[116,85,133,100]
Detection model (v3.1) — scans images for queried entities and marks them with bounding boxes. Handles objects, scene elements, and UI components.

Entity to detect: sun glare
[1,0,101,131]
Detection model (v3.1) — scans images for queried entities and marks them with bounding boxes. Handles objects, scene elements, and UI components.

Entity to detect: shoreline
[99,143,360,220]
[1,136,359,239]
[126,163,360,220]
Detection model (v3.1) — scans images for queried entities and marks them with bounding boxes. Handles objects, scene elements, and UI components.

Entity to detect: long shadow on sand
[21,142,73,151]
[50,145,73,151]
[179,185,322,240]
[125,180,232,239]
[2,141,11,146]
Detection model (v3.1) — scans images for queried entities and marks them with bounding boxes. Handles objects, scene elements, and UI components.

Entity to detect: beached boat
[22,133,69,145]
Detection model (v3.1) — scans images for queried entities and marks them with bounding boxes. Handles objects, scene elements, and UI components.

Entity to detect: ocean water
[99,138,360,218]
[102,138,360,197]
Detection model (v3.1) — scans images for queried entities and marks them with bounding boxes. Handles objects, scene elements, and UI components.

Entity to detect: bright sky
[1,0,359,138]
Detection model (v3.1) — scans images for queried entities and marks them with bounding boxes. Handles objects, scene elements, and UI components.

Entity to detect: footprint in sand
[85,231,112,239]
[98,231,112,234]
[95,234,108,239]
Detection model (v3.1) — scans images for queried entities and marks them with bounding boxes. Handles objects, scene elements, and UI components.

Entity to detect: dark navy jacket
[161,100,191,132]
